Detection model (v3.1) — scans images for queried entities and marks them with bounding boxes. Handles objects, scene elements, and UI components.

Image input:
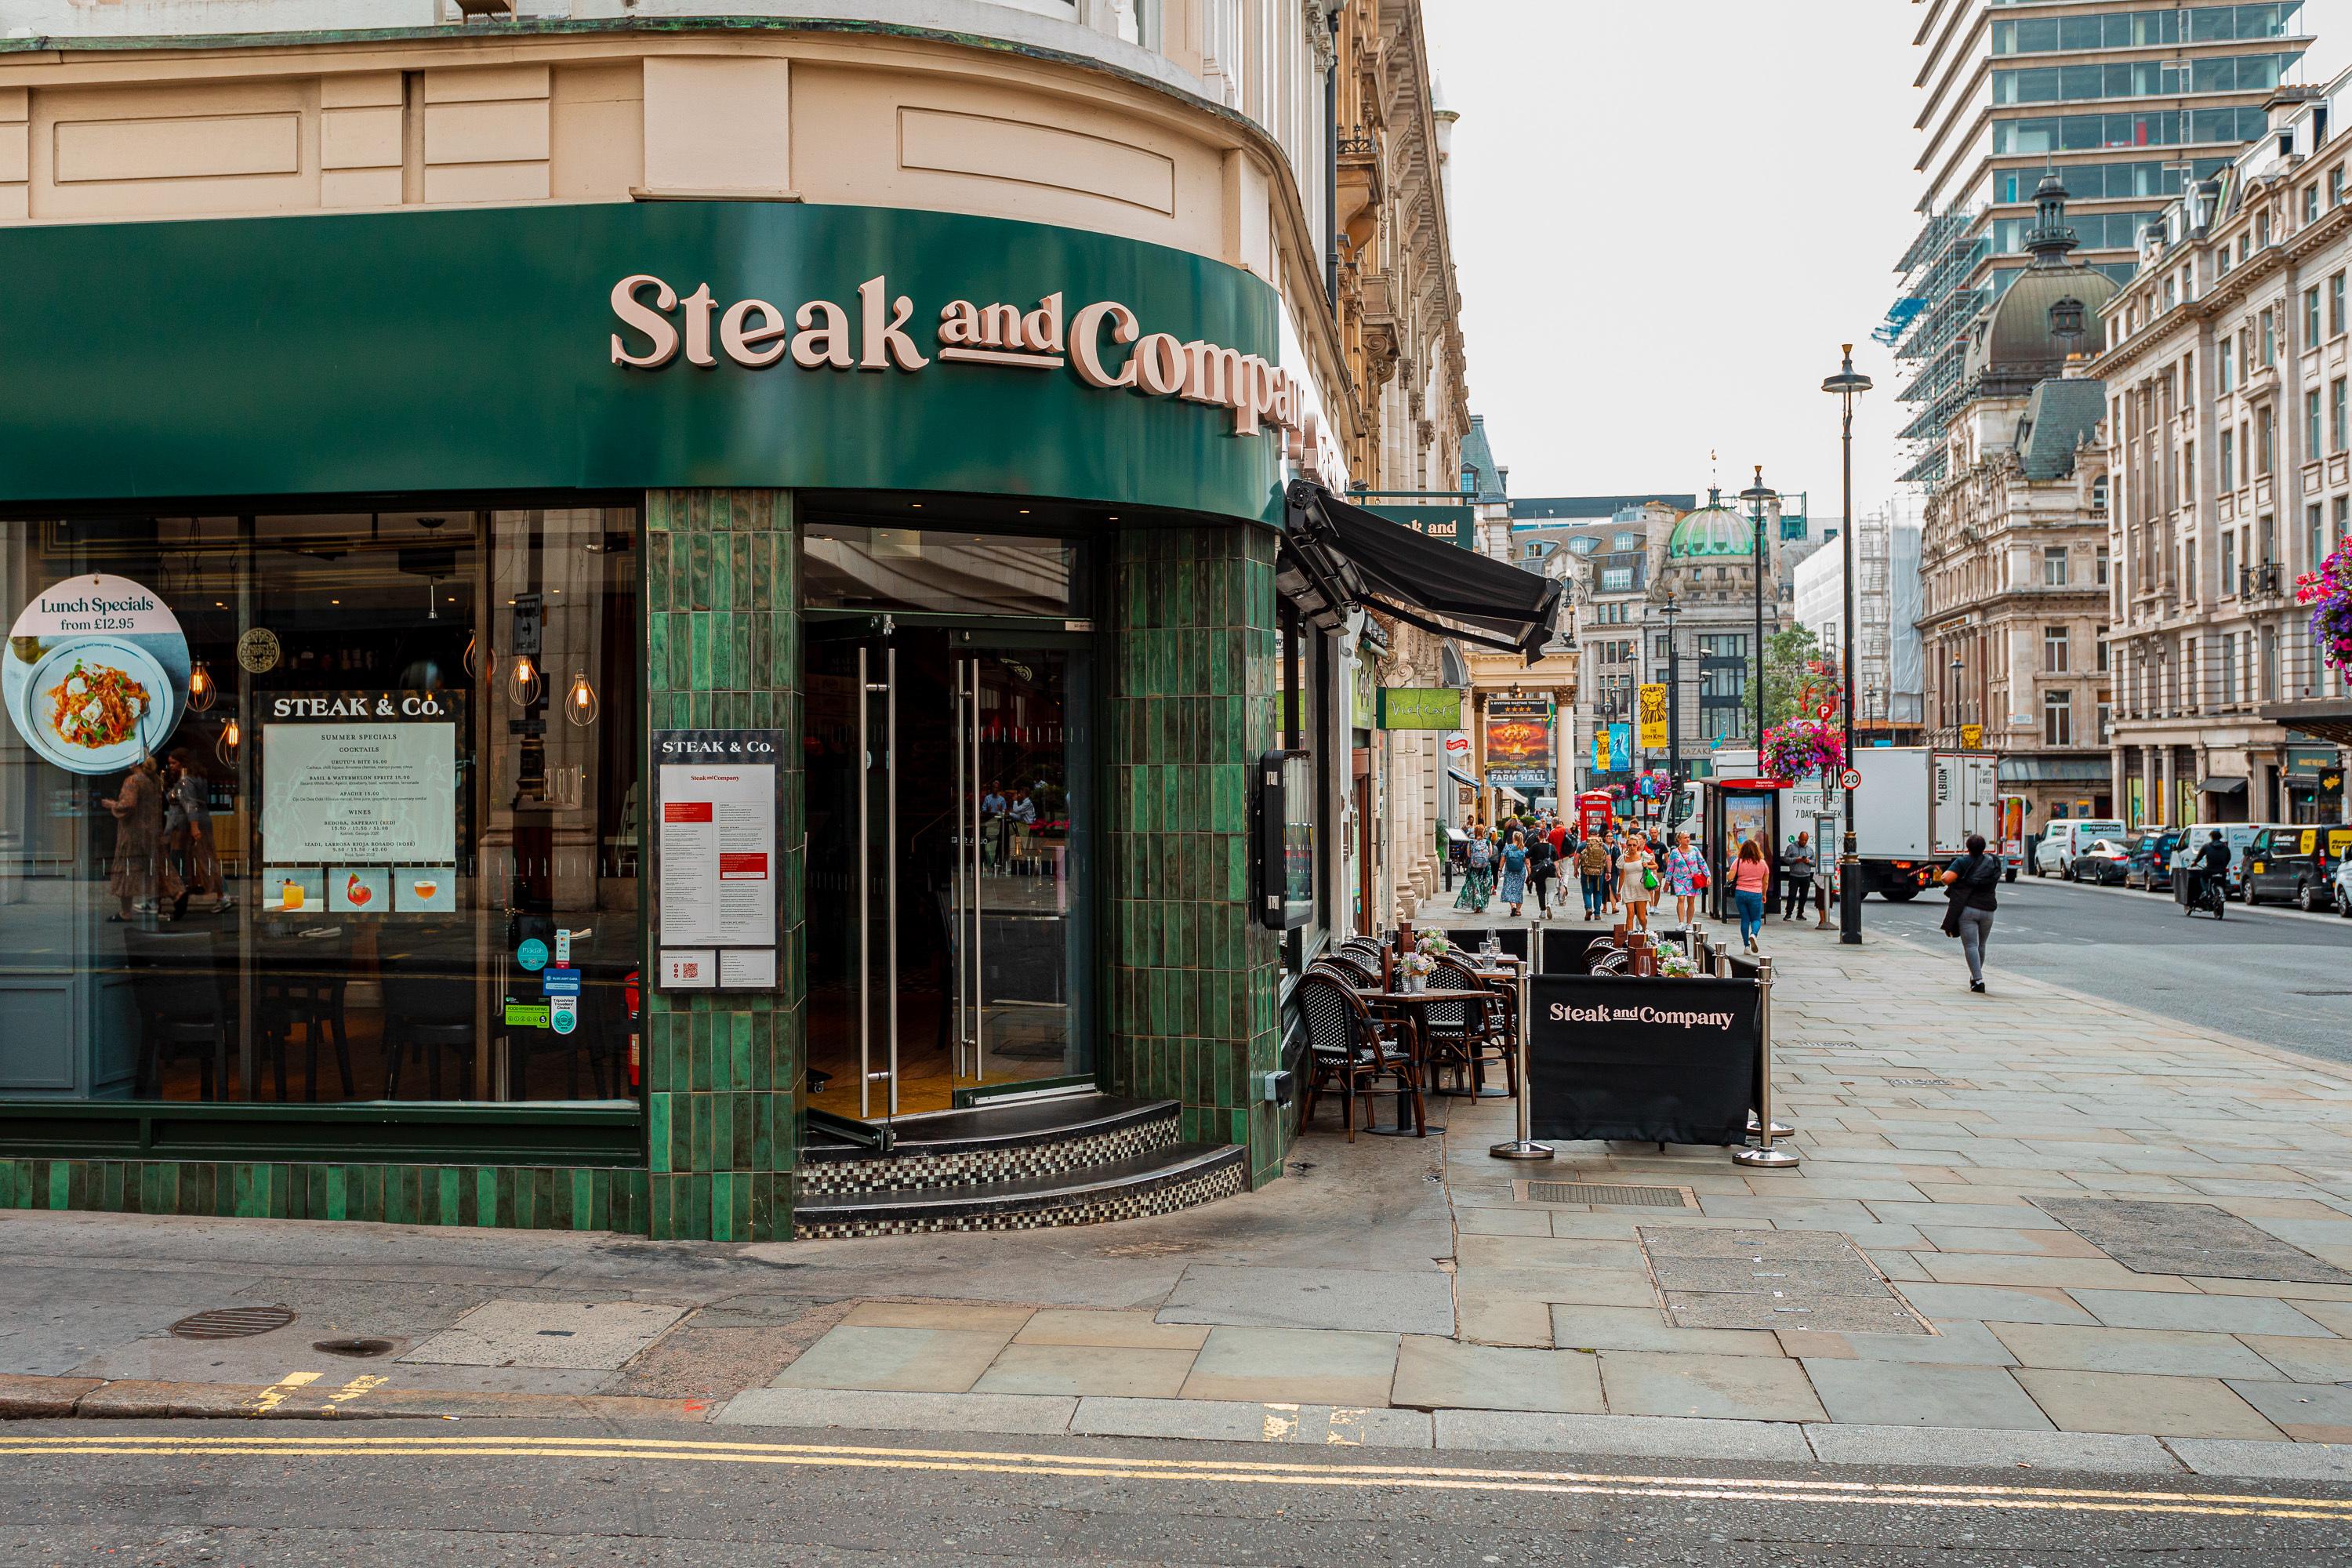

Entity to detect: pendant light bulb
[215,716,241,768]
[187,661,216,713]
[464,634,496,682]
[506,652,542,709]
[564,670,600,727]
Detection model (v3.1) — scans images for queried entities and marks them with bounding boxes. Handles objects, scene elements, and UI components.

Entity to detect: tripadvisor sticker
[4,574,191,777]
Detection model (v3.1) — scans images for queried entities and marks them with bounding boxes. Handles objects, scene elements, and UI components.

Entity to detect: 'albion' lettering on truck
[608,273,1313,447]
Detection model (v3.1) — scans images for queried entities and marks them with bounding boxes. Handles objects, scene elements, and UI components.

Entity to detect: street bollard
[1490,916,1554,1163]
[1735,955,1798,1169]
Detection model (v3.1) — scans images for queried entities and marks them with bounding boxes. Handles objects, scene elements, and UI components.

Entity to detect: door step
[793,1142,1247,1240]
[798,1093,1181,1197]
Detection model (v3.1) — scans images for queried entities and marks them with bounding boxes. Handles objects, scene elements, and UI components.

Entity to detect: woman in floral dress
[1664,830,1704,930]
[1455,825,1496,912]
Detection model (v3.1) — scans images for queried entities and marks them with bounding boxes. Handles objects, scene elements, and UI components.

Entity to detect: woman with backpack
[1939,831,2002,993]
[1498,829,1530,917]
[1577,832,1610,920]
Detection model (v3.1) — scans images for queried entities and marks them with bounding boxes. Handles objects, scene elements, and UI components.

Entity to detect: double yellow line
[5,1433,2350,1521]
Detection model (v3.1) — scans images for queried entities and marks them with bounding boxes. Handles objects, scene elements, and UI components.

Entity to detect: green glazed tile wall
[642,488,805,1241]
[1104,524,1291,1188]
[0,1157,645,1231]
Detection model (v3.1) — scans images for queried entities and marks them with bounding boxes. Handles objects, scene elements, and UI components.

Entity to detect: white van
[2034,818,2125,880]
[2173,822,2292,895]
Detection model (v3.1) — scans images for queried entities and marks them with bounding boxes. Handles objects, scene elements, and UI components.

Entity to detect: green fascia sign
[0,202,1283,521]
[2285,744,2339,779]
[1378,687,1464,729]
[1364,503,1475,549]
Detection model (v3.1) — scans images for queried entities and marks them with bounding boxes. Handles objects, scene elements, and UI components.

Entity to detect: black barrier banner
[1526,973,1761,1146]
[1537,926,1621,975]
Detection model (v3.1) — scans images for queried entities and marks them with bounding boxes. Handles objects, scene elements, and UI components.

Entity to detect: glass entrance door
[805,625,1089,1125]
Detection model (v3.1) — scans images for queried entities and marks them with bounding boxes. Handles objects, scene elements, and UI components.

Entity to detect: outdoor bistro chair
[1430,953,1517,1098]
[1321,949,1385,988]
[1296,969,1422,1142]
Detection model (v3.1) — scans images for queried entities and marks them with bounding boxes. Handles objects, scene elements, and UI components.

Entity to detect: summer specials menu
[655,729,779,991]
[262,691,459,863]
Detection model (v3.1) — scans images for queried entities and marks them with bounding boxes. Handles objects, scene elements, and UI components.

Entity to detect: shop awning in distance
[1279,481,1564,662]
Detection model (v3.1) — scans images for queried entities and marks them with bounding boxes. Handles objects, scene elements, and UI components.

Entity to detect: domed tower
[1961,171,2120,397]
[1655,487,1762,605]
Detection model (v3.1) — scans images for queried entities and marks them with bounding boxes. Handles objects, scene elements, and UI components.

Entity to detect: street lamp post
[1822,345,1873,945]
[1739,467,1775,756]
[1661,593,1682,819]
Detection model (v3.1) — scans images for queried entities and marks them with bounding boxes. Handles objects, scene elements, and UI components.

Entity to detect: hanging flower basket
[2299,539,2352,691]
[1760,717,1846,782]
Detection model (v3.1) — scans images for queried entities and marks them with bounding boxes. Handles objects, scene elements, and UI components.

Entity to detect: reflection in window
[0,508,641,1105]
[802,524,1075,617]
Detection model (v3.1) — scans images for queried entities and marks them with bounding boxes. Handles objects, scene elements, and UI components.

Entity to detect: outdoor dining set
[1295,927,1528,1141]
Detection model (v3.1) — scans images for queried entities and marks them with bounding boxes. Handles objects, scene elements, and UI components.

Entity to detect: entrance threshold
[795,1092,1243,1239]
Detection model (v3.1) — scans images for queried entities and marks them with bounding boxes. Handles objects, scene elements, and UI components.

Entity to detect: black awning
[2195,776,2249,796]
[2262,699,2352,747]
[1282,481,1564,661]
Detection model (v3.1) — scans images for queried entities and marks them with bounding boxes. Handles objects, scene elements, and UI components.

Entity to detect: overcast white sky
[1424,0,2350,518]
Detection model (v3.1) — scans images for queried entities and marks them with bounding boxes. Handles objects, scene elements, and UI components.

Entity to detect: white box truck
[1838,748,1999,902]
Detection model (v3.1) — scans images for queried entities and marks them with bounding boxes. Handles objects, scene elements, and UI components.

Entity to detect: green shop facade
[0,198,1381,1240]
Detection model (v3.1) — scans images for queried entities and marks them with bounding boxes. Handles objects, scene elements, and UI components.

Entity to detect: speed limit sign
[1839,768,1863,791]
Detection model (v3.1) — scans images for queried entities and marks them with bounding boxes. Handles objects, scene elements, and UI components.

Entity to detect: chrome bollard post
[1491,916,1553,1163]
[1735,954,1798,1168]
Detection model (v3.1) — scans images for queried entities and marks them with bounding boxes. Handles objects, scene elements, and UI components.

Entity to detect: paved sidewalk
[12,906,2352,1479]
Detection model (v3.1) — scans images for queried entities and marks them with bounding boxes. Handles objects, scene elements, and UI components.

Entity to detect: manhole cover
[313,1338,396,1359]
[169,1305,295,1340]
[1523,1181,1694,1208]
[2036,1199,2352,1285]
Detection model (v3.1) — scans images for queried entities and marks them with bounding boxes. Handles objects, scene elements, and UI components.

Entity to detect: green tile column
[642,488,804,1240]
[1105,523,1290,1186]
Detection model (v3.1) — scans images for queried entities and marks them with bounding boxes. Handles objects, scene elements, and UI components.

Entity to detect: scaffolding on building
[1883,209,1986,489]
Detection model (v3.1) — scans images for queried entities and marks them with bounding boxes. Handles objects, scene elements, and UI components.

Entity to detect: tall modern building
[1886,0,2312,485]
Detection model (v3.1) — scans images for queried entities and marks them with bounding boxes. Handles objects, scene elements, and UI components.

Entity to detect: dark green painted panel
[0,202,1281,521]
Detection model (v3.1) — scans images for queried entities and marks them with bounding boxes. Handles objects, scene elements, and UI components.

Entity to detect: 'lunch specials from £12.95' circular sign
[3,575,191,777]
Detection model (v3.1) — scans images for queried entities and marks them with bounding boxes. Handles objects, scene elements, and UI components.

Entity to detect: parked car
[2337,853,2352,917]
[2034,819,2126,880]
[2125,828,2178,892]
[2074,837,2132,885]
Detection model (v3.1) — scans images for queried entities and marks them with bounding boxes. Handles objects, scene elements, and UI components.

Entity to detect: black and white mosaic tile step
[797,1094,1181,1197]
[793,1142,1247,1240]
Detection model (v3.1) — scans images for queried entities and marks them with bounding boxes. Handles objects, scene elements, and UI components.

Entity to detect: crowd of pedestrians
[1447,811,1843,956]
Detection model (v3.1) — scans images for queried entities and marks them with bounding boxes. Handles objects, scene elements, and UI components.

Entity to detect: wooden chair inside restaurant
[124,928,230,1100]
[378,966,478,1099]
[1295,969,1423,1142]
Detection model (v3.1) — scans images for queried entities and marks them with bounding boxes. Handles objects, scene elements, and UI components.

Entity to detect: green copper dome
[1666,488,1755,559]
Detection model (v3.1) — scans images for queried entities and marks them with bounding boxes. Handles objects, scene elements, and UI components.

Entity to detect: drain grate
[169,1305,295,1340]
[1884,1078,1955,1087]
[313,1338,396,1359]
[1523,1181,1694,1208]
[1794,1040,1864,1051]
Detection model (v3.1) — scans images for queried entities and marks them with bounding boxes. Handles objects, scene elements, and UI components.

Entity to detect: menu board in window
[654,729,781,990]
[260,690,461,913]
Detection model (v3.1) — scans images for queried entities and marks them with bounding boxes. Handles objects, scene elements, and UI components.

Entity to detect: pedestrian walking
[100,755,164,923]
[1606,830,1624,915]
[1783,832,1817,920]
[1499,829,1529,917]
[1664,830,1704,929]
[1527,826,1556,917]
[1730,837,1771,952]
[1577,832,1610,920]
[1939,831,2002,993]
[1455,825,1496,913]
[1617,834,1656,933]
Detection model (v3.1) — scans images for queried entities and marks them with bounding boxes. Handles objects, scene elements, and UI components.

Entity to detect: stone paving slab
[720,1386,1078,1435]
[1388,1335,1603,1414]
[1799,1359,2053,1430]
[1072,1396,1436,1447]
[2013,1369,2285,1439]
[1800,1423,2179,1474]
[398,1300,688,1370]
[1595,1349,1827,1422]
[1430,1408,1815,1461]
[1154,1265,1454,1335]
[1177,1326,1399,1406]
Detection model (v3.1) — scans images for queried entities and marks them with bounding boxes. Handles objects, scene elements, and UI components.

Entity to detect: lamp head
[1822,343,1874,397]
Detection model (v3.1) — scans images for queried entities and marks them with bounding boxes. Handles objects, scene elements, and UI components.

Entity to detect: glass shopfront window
[0,506,641,1105]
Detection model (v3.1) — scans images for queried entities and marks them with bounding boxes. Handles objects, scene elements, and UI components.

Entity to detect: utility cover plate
[397,1300,688,1369]
[1639,1225,1926,1335]
[1519,1181,1695,1209]
[2035,1199,2352,1285]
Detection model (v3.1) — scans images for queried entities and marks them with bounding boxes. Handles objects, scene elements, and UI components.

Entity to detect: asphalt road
[1856,873,2352,1065]
[5,1421,2352,1566]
